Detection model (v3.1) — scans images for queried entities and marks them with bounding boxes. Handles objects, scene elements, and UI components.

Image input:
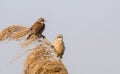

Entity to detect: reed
[0,25,68,74]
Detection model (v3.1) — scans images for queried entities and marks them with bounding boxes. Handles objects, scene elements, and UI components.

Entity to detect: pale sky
[0,0,120,74]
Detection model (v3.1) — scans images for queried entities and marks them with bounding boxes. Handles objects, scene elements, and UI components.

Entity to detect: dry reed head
[8,29,28,40]
[24,44,68,74]
[0,24,68,74]
[0,25,29,41]
[21,35,38,47]
[0,25,39,46]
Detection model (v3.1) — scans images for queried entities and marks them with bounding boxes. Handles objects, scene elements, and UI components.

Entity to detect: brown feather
[27,18,45,40]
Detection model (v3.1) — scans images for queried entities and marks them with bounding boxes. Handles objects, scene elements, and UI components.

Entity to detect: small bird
[27,18,45,40]
[53,34,65,58]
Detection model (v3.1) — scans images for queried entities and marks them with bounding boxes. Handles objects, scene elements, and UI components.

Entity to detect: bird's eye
[58,36,61,38]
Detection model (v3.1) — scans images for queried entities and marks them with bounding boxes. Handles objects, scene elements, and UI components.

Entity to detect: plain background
[0,0,120,74]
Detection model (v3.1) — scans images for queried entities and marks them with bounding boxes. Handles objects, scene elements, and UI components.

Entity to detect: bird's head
[57,34,63,39]
[37,18,45,24]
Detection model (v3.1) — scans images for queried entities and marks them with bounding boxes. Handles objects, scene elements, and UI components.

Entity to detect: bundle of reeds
[0,25,28,41]
[0,25,68,74]
[24,43,68,74]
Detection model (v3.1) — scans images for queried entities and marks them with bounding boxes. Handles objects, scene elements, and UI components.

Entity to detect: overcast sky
[0,0,120,74]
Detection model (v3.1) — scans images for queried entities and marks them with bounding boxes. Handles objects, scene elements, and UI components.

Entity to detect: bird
[53,34,65,58]
[26,18,45,40]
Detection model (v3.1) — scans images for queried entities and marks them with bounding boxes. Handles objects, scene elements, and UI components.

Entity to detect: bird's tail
[26,34,32,40]
[26,35,30,40]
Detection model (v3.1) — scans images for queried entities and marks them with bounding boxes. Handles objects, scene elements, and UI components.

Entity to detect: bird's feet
[41,35,45,39]
[39,35,45,39]
[38,35,45,42]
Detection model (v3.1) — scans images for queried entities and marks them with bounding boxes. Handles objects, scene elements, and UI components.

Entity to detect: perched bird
[27,18,45,40]
[53,34,65,58]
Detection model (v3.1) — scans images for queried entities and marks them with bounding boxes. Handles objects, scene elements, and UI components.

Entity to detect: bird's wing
[35,26,42,33]
[29,22,40,30]
[29,25,33,30]
[61,41,65,55]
